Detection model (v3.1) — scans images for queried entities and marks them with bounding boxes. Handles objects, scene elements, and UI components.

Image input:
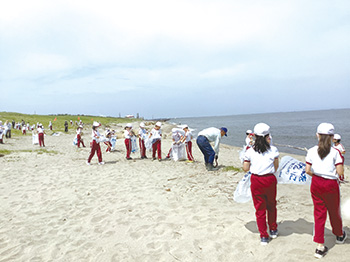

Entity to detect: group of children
[242,122,346,259]
[84,121,195,165]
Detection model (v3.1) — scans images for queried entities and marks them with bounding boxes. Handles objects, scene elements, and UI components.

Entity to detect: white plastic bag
[131,136,138,153]
[170,143,186,161]
[233,172,252,203]
[275,156,311,185]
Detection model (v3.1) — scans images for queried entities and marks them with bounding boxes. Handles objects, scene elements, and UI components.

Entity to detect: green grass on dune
[0,112,141,134]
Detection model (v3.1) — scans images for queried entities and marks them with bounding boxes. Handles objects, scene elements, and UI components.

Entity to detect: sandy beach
[1,122,349,262]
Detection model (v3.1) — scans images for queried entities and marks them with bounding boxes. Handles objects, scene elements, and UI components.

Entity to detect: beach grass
[0,149,11,155]
[223,166,243,172]
[0,112,141,134]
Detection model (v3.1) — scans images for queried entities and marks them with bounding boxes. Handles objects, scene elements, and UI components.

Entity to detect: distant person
[12,120,15,129]
[4,121,11,138]
[245,129,254,149]
[333,134,345,156]
[243,123,279,245]
[196,127,228,171]
[305,123,346,259]
[37,124,45,147]
[49,121,53,131]
[149,122,162,161]
[64,121,68,132]
[124,123,135,160]
[138,122,148,159]
[0,121,4,144]
[104,130,112,153]
[182,125,194,162]
[86,122,104,165]
[22,123,27,135]
[76,126,86,148]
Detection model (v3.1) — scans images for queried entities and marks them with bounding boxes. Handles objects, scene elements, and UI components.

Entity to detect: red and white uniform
[124,130,133,158]
[334,143,346,156]
[87,129,102,163]
[184,130,194,161]
[306,146,344,244]
[139,128,147,158]
[244,146,279,238]
[37,126,45,147]
[150,128,162,159]
[76,128,85,148]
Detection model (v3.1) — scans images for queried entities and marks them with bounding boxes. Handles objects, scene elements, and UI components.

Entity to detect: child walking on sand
[149,122,162,161]
[182,125,194,162]
[305,123,347,258]
[243,123,279,245]
[86,122,104,165]
[37,124,45,147]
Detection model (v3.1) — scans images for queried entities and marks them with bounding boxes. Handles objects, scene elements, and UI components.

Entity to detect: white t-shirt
[244,146,279,175]
[124,130,133,139]
[139,128,148,140]
[306,146,344,180]
[91,130,100,142]
[150,128,162,140]
[37,127,44,134]
[185,130,193,142]
[333,144,346,156]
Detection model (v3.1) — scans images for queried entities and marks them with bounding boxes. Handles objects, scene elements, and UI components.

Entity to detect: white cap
[156,122,162,127]
[140,122,145,128]
[182,124,189,129]
[126,123,133,128]
[254,123,270,136]
[93,121,101,127]
[317,123,334,135]
[334,134,341,140]
[246,129,252,134]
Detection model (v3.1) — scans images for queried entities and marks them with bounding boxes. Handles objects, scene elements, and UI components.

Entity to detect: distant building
[125,115,134,118]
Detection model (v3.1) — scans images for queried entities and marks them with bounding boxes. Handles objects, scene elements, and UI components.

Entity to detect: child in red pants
[87,122,104,165]
[149,122,162,161]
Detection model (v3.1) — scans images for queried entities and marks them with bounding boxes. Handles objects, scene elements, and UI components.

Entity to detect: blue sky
[1,0,349,119]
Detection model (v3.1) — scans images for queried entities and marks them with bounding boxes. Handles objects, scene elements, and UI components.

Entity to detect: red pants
[152,140,161,159]
[22,130,26,135]
[311,175,343,244]
[250,174,277,238]
[186,141,194,161]
[125,139,131,158]
[139,138,146,157]
[38,133,45,147]
[104,141,112,152]
[77,134,85,148]
[87,140,102,163]
[50,126,52,130]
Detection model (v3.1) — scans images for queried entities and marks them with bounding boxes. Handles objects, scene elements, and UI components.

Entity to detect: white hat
[126,123,133,128]
[246,129,252,134]
[93,121,101,127]
[334,134,341,140]
[254,123,270,136]
[140,122,145,128]
[155,122,162,127]
[182,124,189,129]
[317,123,334,135]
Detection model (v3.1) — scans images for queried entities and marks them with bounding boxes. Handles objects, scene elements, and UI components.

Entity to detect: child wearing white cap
[124,123,135,160]
[243,123,279,245]
[333,134,346,156]
[87,122,104,165]
[305,123,346,258]
[104,130,112,153]
[149,122,162,161]
[245,129,254,149]
[138,122,148,159]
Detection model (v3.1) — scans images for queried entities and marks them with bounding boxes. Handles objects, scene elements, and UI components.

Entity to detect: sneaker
[261,237,269,246]
[314,246,328,259]
[98,162,105,165]
[152,157,156,161]
[336,231,347,244]
[86,161,91,166]
[158,158,162,162]
[207,164,218,171]
[186,160,194,163]
[269,229,278,239]
[126,157,132,160]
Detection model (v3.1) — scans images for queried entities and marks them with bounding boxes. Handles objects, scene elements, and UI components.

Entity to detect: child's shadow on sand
[245,218,349,249]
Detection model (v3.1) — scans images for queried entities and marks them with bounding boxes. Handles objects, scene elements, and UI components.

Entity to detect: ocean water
[170,108,350,165]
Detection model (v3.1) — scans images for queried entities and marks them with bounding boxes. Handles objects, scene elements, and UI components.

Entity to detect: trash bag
[131,136,138,153]
[170,142,186,161]
[73,137,78,145]
[32,134,39,145]
[233,172,252,203]
[275,156,311,185]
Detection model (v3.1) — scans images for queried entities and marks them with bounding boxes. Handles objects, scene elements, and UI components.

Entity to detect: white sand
[1,123,349,262]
